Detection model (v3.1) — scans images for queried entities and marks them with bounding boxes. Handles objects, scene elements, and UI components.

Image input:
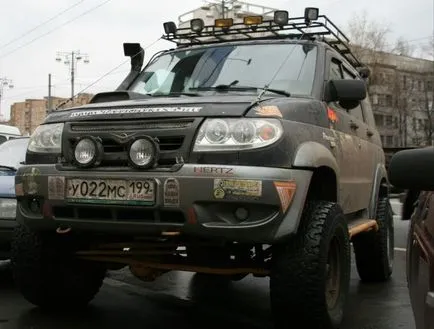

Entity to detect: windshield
[0,138,29,169]
[130,43,317,97]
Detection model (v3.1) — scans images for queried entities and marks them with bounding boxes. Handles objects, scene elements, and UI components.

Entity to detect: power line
[0,0,86,51]
[55,37,162,109]
[75,38,162,95]
[0,0,112,59]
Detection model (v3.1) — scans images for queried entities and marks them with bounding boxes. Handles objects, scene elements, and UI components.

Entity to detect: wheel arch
[368,164,389,218]
[293,141,339,203]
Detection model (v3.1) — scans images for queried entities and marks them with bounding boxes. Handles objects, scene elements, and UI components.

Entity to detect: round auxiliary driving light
[190,18,204,33]
[73,136,103,168]
[128,136,159,169]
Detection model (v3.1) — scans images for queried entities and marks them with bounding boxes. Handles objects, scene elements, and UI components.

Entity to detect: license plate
[66,179,155,205]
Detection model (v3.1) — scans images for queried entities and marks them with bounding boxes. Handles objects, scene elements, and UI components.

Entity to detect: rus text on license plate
[66,179,155,205]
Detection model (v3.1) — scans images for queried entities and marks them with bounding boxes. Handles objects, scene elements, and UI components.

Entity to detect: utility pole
[0,77,14,122]
[56,50,89,103]
[48,73,52,112]
[221,0,225,18]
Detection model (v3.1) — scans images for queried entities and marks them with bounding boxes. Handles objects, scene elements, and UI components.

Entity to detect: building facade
[9,93,93,135]
[354,50,433,147]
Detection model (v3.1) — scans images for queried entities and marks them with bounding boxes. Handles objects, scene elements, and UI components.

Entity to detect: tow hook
[56,226,72,234]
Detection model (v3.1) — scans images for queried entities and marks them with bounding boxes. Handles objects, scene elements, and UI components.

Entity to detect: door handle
[366,129,374,137]
[349,121,359,130]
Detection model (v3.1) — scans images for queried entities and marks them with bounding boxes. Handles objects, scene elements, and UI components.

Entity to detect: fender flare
[368,163,389,218]
[292,141,339,175]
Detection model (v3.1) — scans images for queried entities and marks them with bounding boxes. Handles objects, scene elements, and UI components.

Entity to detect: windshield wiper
[191,84,290,97]
[0,165,17,171]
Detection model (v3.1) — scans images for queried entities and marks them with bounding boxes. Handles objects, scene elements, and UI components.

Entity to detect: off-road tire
[353,197,394,282]
[11,224,106,309]
[270,201,351,329]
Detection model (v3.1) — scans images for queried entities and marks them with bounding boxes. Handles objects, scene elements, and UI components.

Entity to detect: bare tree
[346,11,391,83]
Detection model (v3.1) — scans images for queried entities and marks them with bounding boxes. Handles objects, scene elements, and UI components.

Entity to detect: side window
[0,135,6,145]
[329,59,343,79]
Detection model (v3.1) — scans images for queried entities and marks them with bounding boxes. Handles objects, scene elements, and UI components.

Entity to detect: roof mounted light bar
[161,7,363,69]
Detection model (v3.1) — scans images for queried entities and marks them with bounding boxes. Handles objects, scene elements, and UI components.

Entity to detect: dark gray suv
[11,8,392,329]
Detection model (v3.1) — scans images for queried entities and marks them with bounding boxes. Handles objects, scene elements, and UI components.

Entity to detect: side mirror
[324,79,367,110]
[389,147,434,191]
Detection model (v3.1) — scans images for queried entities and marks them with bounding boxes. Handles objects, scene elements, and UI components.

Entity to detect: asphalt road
[0,199,415,329]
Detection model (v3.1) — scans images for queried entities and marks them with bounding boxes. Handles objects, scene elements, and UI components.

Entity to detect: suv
[389,148,434,329]
[11,8,393,329]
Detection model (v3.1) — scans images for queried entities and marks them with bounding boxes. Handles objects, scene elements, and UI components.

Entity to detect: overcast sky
[0,0,432,120]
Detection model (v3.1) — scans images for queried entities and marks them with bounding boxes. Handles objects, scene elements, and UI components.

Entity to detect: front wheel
[270,201,351,329]
[11,225,106,310]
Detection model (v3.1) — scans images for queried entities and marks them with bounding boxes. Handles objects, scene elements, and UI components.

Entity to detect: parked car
[0,124,21,145]
[0,137,29,259]
[389,147,434,329]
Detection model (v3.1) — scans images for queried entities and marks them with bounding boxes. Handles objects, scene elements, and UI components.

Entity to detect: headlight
[0,199,17,219]
[193,118,283,152]
[28,123,64,153]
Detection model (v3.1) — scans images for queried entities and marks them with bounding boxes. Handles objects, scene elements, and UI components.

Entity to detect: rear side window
[0,135,6,145]
[329,60,342,79]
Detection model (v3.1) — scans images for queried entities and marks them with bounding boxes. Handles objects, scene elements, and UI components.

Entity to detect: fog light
[128,136,158,169]
[234,207,249,221]
[73,136,103,168]
[29,198,41,214]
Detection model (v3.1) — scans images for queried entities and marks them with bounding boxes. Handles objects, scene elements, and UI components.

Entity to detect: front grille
[70,120,193,132]
[63,118,201,169]
[53,205,186,224]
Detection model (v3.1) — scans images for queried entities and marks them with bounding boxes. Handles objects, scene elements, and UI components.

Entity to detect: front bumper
[15,164,312,243]
[0,219,16,243]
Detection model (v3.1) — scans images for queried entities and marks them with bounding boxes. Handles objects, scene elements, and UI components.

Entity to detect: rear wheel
[353,197,394,282]
[11,225,106,309]
[270,201,351,329]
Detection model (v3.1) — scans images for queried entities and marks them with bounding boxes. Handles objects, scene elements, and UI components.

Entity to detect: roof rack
[162,14,363,69]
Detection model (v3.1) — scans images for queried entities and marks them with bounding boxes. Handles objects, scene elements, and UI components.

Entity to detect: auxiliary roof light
[163,21,177,34]
[243,15,263,26]
[304,7,319,24]
[190,18,205,33]
[215,18,233,28]
[274,10,289,26]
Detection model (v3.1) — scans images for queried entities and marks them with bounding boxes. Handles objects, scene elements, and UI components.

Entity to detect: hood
[0,175,15,198]
[45,95,272,123]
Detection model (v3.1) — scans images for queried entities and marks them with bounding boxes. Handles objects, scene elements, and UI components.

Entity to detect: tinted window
[0,135,6,145]
[131,43,318,97]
